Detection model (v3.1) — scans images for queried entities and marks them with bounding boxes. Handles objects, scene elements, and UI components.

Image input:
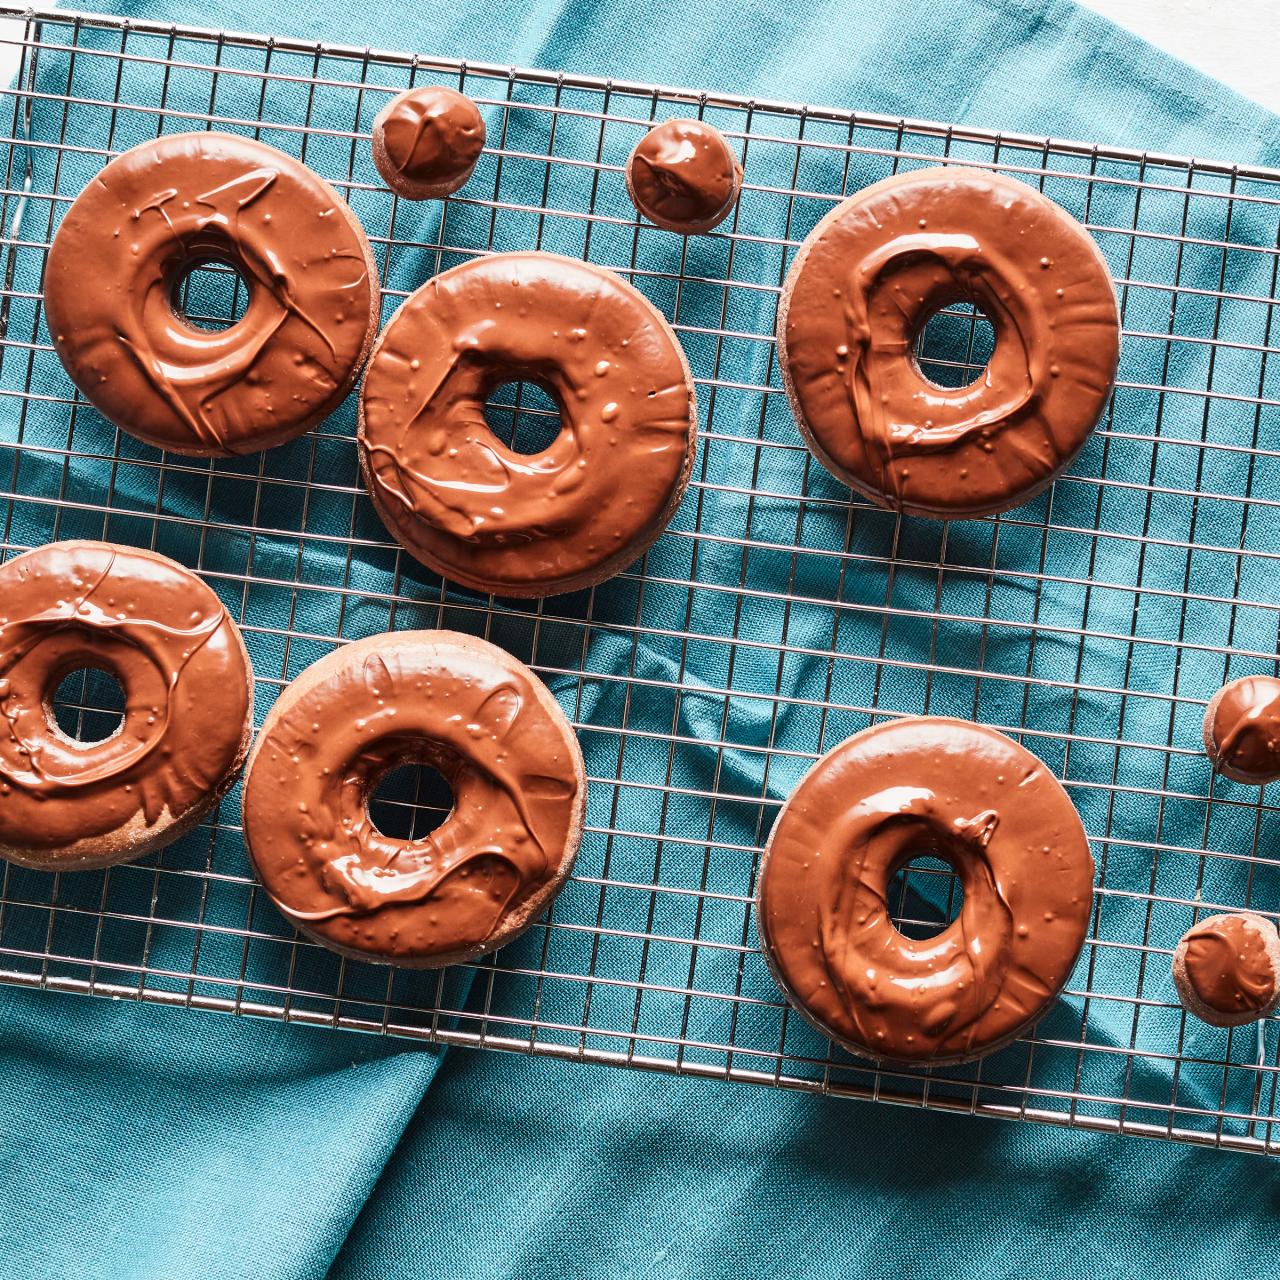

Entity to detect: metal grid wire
[2,7,1280,1156]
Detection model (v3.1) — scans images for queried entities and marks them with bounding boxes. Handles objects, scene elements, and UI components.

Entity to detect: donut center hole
[913,299,996,389]
[170,258,250,333]
[48,667,126,744]
[483,380,563,454]
[888,855,964,940]
[367,762,454,840]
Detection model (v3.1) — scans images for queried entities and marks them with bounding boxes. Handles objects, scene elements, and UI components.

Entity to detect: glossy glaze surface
[626,119,741,232]
[1179,914,1277,1017]
[1206,675,1280,783]
[242,631,584,966]
[372,86,485,194]
[0,541,251,859]
[358,252,697,596]
[779,167,1119,517]
[757,716,1094,1064]
[44,132,378,457]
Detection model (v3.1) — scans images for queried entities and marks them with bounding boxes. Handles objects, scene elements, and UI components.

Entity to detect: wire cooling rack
[2,6,1280,1157]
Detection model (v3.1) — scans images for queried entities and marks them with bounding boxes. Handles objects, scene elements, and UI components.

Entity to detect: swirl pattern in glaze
[372,86,485,198]
[778,167,1120,517]
[242,631,585,967]
[1204,675,1280,784]
[357,252,697,597]
[0,541,253,868]
[1173,912,1280,1027]
[626,119,742,233]
[43,132,379,457]
[756,716,1094,1064]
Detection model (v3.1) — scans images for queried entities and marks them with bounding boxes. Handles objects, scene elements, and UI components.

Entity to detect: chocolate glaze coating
[0,541,253,871]
[756,717,1093,1065]
[43,132,380,457]
[625,119,742,233]
[1203,675,1280,784]
[372,86,485,199]
[777,167,1120,518]
[358,251,698,597]
[1172,912,1280,1028]
[242,631,585,968]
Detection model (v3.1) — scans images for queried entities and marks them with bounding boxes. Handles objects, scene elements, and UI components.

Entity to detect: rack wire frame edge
[0,4,1278,1158]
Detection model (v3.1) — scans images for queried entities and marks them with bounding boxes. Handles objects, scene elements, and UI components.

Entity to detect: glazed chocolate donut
[1203,675,1280,784]
[44,132,380,457]
[777,167,1120,517]
[1172,912,1280,1028]
[756,716,1094,1065]
[625,119,743,234]
[242,631,585,967]
[0,541,253,871]
[358,252,698,597]
[372,86,486,199]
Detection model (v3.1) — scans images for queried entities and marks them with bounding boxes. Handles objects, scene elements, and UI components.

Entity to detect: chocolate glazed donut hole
[1203,675,1280,784]
[1172,912,1280,1028]
[371,85,486,200]
[625,118,743,234]
[242,631,586,968]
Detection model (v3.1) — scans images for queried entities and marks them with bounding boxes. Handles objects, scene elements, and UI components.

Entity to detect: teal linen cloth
[3,0,1280,1277]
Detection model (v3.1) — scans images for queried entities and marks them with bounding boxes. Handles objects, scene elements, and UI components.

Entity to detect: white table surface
[1079,0,1280,113]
